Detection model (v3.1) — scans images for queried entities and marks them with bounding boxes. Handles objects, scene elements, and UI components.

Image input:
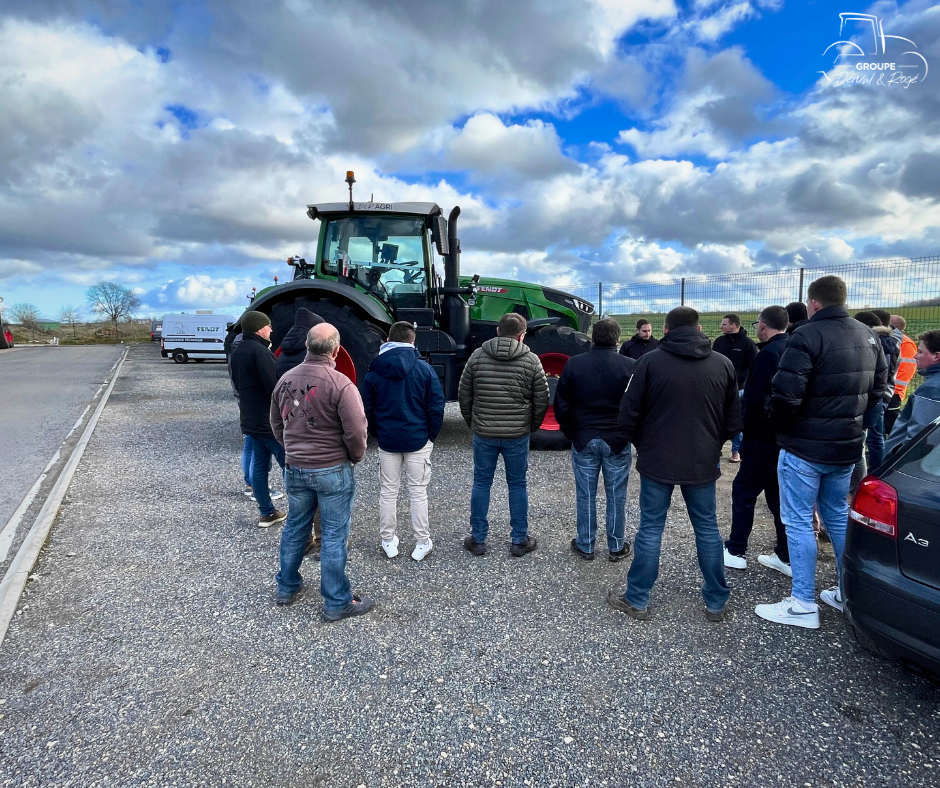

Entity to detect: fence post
[798,268,804,303]
[598,282,603,316]
[680,278,685,306]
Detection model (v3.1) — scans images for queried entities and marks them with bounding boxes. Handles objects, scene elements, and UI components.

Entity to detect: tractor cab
[313,210,435,312]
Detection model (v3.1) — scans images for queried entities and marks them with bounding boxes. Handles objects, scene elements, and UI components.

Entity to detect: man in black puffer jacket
[230,311,287,527]
[755,276,887,630]
[609,307,741,622]
[458,313,549,558]
[275,308,324,379]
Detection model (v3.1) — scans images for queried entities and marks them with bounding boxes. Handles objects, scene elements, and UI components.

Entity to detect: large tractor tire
[269,296,386,386]
[525,325,592,450]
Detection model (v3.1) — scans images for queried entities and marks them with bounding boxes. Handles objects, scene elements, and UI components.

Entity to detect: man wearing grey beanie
[230,310,287,527]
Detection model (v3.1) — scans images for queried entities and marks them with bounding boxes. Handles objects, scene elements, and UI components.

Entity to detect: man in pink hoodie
[270,323,373,622]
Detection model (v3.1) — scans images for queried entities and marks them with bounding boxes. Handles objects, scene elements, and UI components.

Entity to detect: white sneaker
[723,548,746,570]
[411,539,433,562]
[249,491,284,502]
[243,485,253,497]
[382,535,400,558]
[757,552,793,578]
[754,597,820,629]
[820,585,843,612]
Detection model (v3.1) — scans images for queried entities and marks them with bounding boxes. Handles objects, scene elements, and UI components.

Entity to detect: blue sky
[1,0,939,320]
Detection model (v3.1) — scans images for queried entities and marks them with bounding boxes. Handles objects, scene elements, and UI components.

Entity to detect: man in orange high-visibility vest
[885,315,918,434]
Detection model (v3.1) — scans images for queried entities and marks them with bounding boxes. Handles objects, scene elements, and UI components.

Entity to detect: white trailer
[160,312,235,363]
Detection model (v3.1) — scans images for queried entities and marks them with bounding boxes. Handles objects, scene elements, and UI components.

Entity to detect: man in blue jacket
[362,321,445,561]
[723,306,790,575]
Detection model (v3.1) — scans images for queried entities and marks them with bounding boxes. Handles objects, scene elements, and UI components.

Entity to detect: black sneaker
[608,543,632,562]
[463,535,487,556]
[275,587,301,607]
[570,538,594,561]
[704,607,726,623]
[509,535,537,557]
[606,587,651,620]
[321,595,375,623]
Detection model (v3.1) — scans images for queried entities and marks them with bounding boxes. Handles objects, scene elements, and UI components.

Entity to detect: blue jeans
[778,450,853,604]
[571,438,631,553]
[730,391,744,454]
[470,434,529,544]
[277,463,356,610]
[249,434,285,517]
[241,435,254,487]
[865,402,886,470]
[625,476,730,613]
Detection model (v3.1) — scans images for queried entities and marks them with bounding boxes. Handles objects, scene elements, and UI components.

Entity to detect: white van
[160,312,235,363]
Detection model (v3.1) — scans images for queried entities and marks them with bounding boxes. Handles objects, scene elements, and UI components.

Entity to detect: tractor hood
[461,277,595,334]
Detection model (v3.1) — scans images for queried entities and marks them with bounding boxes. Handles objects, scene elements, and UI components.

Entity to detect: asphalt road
[0,343,937,787]
[0,346,125,529]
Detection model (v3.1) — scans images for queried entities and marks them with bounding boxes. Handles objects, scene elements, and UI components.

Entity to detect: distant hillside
[904,296,940,307]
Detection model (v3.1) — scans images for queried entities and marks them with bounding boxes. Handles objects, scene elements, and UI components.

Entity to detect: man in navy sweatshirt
[723,306,790,576]
[362,321,445,562]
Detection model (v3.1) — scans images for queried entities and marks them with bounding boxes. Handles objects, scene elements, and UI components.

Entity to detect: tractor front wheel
[525,325,592,450]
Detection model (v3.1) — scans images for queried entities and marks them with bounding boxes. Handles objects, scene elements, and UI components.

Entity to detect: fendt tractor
[228,172,595,449]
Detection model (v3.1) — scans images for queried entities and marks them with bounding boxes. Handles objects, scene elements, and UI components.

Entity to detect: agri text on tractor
[227,172,595,449]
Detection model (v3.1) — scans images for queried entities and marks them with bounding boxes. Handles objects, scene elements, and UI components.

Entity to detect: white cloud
[447,114,578,179]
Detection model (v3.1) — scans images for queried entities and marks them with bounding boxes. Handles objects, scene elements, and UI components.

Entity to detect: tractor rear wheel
[525,325,592,450]
[269,297,386,386]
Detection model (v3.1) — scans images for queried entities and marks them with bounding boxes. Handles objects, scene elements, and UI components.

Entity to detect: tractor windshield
[321,216,429,310]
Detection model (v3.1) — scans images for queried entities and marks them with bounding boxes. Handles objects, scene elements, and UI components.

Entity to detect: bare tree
[58,305,82,338]
[10,302,41,341]
[86,282,142,341]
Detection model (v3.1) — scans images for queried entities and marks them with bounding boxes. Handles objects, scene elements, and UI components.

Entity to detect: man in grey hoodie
[458,313,549,557]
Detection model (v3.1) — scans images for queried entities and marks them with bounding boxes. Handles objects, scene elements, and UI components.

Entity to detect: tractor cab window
[322,216,428,310]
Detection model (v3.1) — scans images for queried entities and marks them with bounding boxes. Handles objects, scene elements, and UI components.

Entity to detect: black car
[843,418,940,680]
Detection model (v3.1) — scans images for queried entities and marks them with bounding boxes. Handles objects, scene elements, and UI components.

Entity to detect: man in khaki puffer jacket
[458,313,549,557]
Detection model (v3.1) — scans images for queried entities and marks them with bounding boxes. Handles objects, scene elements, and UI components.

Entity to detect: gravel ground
[0,343,937,788]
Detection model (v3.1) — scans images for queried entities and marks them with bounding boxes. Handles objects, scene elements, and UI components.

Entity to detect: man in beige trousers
[362,322,446,561]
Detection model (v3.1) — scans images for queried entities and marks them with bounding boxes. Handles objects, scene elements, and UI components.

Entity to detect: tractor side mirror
[431,215,449,257]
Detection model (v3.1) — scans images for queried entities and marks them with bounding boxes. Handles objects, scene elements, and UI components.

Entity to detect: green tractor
[229,172,595,449]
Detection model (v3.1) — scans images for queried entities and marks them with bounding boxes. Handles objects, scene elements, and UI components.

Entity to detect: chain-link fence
[568,256,940,340]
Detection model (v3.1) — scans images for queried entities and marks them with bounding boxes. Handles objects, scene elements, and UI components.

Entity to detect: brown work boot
[258,509,287,528]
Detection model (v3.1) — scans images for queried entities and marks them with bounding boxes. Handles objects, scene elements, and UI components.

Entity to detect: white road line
[0,473,48,564]
[0,448,63,565]
[0,347,129,645]
[65,405,91,440]
[43,449,62,474]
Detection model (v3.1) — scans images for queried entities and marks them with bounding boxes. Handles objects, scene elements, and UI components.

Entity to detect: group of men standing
[227,273,939,628]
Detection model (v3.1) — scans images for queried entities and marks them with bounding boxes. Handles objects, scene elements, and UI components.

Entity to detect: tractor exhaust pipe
[441,205,470,360]
[443,206,461,288]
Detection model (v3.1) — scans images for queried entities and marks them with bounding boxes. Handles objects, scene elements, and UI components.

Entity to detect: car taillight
[849,476,898,538]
